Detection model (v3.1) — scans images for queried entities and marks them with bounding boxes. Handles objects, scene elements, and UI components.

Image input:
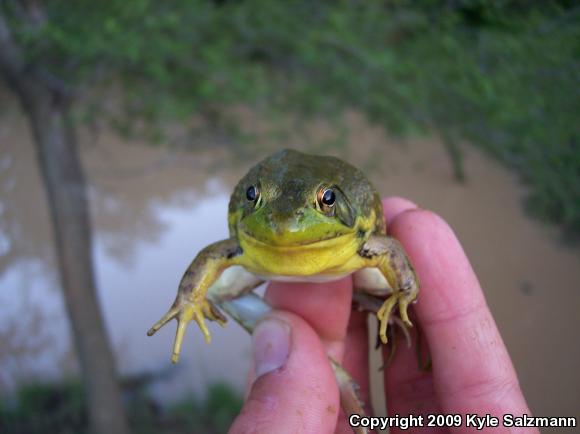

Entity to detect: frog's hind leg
[331,358,370,434]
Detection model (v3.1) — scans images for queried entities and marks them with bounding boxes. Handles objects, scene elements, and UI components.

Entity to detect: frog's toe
[398,297,413,328]
[171,317,189,363]
[376,294,398,344]
[147,305,180,336]
[193,304,212,344]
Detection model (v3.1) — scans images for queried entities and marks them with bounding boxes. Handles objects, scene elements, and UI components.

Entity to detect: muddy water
[1,97,578,422]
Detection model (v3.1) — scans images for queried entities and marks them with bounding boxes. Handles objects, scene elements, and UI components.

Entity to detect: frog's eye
[246,185,259,202]
[321,188,336,206]
[317,187,336,213]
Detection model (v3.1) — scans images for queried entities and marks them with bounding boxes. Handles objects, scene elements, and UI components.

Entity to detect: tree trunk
[0,13,131,434]
[25,89,131,434]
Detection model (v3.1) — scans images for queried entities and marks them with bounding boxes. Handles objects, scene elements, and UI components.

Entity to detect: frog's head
[228,149,383,248]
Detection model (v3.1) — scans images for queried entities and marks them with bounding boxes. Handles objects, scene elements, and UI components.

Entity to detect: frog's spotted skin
[147,149,419,433]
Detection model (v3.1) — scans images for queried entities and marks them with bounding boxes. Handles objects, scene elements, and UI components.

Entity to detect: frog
[147,148,419,365]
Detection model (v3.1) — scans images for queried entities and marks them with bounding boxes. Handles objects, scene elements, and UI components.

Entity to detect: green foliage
[0,381,88,434]
[4,0,580,235]
[169,383,243,434]
[0,379,242,434]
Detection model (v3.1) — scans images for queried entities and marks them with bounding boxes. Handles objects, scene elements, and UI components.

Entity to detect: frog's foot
[147,297,226,363]
[376,292,413,345]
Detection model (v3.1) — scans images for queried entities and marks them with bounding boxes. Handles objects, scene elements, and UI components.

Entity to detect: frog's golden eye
[317,187,336,213]
[246,185,259,202]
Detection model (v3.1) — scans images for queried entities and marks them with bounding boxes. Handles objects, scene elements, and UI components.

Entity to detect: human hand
[229,197,536,434]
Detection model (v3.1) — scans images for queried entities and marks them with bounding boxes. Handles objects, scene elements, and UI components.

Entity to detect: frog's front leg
[356,235,419,344]
[147,237,258,363]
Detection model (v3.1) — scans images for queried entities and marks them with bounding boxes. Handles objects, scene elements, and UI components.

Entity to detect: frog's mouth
[237,227,362,276]
[239,228,355,249]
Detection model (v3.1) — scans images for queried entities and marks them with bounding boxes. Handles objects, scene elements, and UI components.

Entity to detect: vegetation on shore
[0,379,242,434]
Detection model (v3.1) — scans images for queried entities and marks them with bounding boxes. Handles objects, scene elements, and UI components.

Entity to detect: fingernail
[252,317,291,378]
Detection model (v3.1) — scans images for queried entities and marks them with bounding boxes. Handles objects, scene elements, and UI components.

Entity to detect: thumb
[229,311,340,434]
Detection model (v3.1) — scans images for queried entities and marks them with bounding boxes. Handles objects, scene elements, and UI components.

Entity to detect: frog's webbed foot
[147,297,226,363]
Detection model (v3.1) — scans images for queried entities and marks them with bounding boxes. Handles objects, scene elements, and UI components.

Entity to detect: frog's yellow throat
[236,227,369,278]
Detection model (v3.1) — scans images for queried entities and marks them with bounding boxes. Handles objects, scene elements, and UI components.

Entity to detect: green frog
[148,149,419,364]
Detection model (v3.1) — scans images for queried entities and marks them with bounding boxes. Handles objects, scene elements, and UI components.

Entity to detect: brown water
[1,96,578,421]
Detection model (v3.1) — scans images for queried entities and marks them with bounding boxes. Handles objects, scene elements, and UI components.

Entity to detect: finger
[342,311,371,405]
[265,276,352,361]
[334,310,371,434]
[382,333,445,434]
[382,196,418,224]
[381,198,444,429]
[336,197,418,433]
[389,209,533,424]
[256,196,418,433]
[230,311,340,434]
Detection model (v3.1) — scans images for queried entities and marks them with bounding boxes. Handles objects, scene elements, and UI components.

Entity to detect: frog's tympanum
[148,149,419,366]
